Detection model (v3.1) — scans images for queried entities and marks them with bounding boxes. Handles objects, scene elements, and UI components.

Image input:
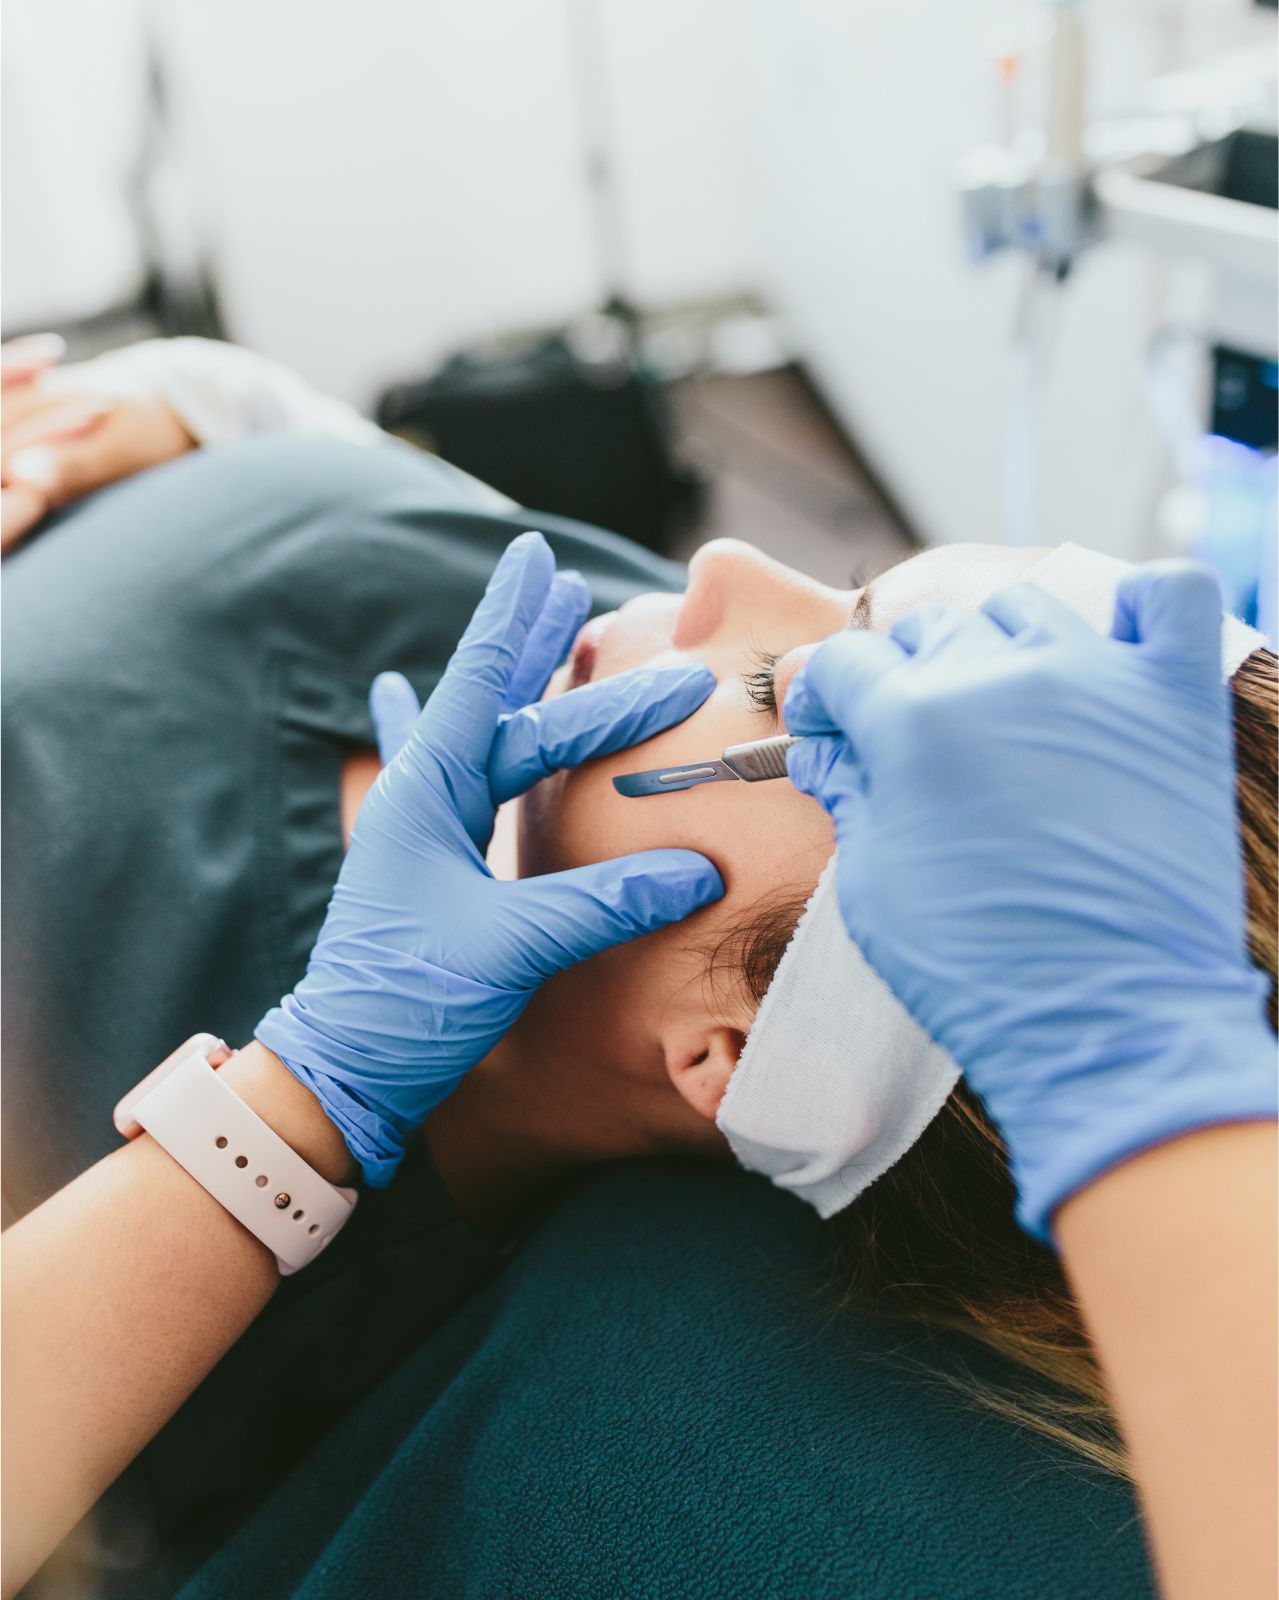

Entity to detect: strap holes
[234,1155,248,1169]
[255,1175,268,1187]
[307,1224,320,1236]
[293,1209,304,1221]
[215,1136,228,1149]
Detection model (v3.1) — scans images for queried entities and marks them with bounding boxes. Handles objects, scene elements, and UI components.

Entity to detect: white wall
[2,0,763,409]
[752,0,1275,555]
[1,0,152,328]
[587,0,759,305]
[7,0,1271,557]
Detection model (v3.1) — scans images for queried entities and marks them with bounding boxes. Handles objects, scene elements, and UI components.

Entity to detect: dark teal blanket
[179,1157,1153,1600]
[3,440,1154,1598]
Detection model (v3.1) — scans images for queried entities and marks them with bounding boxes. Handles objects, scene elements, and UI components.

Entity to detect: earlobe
[665,1026,745,1122]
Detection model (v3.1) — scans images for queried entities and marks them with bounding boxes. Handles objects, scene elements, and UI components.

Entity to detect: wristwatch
[113,1034,358,1275]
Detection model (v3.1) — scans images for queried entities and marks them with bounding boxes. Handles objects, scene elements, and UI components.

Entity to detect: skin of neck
[422,985,726,1236]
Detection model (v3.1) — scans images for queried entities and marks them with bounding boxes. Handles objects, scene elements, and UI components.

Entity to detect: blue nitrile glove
[258,532,724,1185]
[783,562,1276,1240]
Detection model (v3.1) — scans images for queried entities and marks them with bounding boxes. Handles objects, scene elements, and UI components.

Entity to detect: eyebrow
[848,579,876,630]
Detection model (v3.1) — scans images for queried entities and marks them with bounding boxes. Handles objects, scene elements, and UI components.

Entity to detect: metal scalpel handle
[722,734,801,781]
[612,735,803,797]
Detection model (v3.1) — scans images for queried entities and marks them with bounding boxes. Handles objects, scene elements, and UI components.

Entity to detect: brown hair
[718,648,1278,1479]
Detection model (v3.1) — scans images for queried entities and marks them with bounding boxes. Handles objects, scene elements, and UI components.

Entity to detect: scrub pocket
[253,653,387,1004]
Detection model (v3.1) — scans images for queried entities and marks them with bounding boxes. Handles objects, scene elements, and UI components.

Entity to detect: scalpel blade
[612,759,741,797]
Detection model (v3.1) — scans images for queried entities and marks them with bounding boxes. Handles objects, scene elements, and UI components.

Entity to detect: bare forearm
[0,1043,352,1597]
[1055,1121,1278,1600]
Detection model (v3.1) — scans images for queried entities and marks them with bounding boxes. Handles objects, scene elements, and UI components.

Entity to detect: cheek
[522,759,735,880]
[519,733,835,906]
[517,946,656,1071]
[519,762,616,877]
[521,683,742,877]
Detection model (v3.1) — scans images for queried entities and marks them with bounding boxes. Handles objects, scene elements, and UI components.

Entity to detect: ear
[662,1022,746,1123]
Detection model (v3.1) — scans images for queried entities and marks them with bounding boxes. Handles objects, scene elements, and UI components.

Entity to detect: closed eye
[741,647,780,715]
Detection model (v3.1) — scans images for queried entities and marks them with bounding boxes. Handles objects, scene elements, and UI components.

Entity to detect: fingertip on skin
[685,851,726,905]
[4,331,66,364]
[785,733,842,802]
[783,634,859,732]
[607,660,716,727]
[886,603,947,654]
[643,849,725,914]
[583,659,716,719]
[980,583,1035,637]
[1,332,66,382]
[665,659,717,696]
[784,633,855,722]
[540,848,727,961]
[632,662,719,727]
[1113,560,1223,664]
[6,446,61,493]
[782,662,814,733]
[786,629,909,741]
[495,660,720,799]
[982,581,1094,642]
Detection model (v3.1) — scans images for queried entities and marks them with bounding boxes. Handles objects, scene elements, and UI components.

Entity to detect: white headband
[716,543,1268,1218]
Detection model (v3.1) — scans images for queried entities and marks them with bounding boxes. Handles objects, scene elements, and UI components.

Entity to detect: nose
[675,539,843,651]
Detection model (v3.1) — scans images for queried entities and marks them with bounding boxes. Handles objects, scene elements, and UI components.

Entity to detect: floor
[669,365,915,589]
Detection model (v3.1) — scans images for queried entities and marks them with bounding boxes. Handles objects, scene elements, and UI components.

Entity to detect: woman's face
[521,540,847,908]
[521,539,1048,891]
[477,540,1046,1164]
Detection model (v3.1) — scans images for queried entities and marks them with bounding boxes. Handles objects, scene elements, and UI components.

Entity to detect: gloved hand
[784,562,1275,1240]
[258,532,723,1185]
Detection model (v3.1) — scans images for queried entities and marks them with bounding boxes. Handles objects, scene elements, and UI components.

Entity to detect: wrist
[253,1002,408,1188]
[219,1042,357,1186]
[1007,1014,1278,1241]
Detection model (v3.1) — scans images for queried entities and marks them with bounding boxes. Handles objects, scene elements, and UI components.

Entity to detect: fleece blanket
[176,1156,1154,1600]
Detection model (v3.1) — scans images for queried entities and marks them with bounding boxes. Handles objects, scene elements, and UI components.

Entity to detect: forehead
[864,545,1048,629]
[525,705,834,897]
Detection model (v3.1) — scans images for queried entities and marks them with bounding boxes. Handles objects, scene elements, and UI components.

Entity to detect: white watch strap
[130,1047,357,1275]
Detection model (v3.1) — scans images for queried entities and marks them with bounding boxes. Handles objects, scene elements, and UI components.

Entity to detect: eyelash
[741,647,780,715]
